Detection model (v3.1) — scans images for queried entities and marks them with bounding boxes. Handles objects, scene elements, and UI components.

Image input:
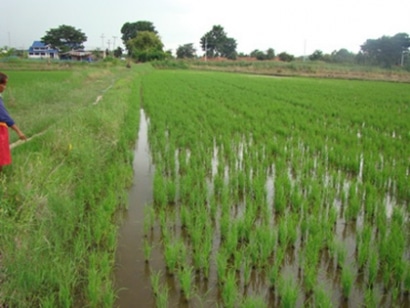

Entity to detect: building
[28,41,59,59]
[59,50,92,61]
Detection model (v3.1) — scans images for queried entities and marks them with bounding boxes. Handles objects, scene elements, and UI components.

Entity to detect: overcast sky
[1,0,409,56]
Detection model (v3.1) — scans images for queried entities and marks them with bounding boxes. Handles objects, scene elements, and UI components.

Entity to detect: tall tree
[360,32,410,67]
[330,48,355,63]
[126,31,165,62]
[41,25,87,52]
[176,43,196,59]
[200,25,237,60]
[266,48,275,60]
[309,50,324,61]
[120,21,157,47]
[278,52,294,62]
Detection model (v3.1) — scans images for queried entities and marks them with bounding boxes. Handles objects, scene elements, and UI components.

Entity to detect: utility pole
[101,33,105,58]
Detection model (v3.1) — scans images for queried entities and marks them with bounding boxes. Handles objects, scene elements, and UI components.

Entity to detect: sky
[1,0,409,57]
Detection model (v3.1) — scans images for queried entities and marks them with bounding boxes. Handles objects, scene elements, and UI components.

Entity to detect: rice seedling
[178,266,194,301]
[303,264,318,296]
[313,284,333,308]
[334,240,347,270]
[240,295,267,308]
[364,287,379,308]
[216,249,229,285]
[163,239,185,275]
[143,204,155,236]
[403,264,410,295]
[151,270,168,307]
[143,239,152,263]
[243,258,253,288]
[341,265,354,301]
[277,276,299,308]
[221,270,238,308]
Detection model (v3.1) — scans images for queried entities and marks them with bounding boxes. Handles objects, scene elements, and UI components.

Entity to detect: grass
[0,61,149,306]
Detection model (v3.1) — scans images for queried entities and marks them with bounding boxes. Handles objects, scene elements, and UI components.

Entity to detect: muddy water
[114,109,155,308]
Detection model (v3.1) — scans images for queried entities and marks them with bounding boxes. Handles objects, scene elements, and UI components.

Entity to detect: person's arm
[11,124,26,140]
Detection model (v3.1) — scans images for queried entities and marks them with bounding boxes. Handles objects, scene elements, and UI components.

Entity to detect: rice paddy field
[0,61,409,307]
[140,70,410,307]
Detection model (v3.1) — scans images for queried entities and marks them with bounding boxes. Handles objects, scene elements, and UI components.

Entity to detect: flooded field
[115,71,410,307]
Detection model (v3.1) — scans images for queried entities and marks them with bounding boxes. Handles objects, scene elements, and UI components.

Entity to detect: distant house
[59,50,92,61]
[28,41,59,59]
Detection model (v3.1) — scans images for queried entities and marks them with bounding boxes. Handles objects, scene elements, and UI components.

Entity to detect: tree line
[15,22,410,68]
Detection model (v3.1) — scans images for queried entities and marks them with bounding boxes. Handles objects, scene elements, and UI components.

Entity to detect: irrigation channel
[114,109,155,307]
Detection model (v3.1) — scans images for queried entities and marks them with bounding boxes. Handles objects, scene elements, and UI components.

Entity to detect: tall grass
[0,63,149,306]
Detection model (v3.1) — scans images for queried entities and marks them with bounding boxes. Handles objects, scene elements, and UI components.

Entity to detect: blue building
[28,41,59,59]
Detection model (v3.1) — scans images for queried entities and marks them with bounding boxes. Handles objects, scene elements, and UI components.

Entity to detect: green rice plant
[232,249,243,273]
[216,249,229,285]
[178,266,194,301]
[287,213,298,248]
[155,285,169,308]
[179,204,190,229]
[220,212,230,241]
[150,271,162,297]
[278,276,299,308]
[166,178,177,204]
[153,165,168,207]
[240,295,267,308]
[313,284,333,308]
[163,239,184,275]
[364,183,377,221]
[143,204,155,236]
[143,239,152,263]
[341,265,354,300]
[274,179,287,214]
[403,264,410,295]
[278,218,289,247]
[243,258,252,287]
[364,287,379,308]
[151,270,169,307]
[335,241,347,270]
[221,270,238,308]
[367,248,379,287]
[225,222,239,255]
[303,264,317,296]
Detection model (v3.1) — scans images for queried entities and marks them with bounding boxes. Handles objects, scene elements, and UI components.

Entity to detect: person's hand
[18,133,27,141]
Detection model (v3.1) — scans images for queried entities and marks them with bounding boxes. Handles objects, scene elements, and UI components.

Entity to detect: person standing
[0,72,26,172]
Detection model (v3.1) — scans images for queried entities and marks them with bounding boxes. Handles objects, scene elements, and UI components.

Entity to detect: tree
[200,25,237,60]
[309,50,324,61]
[113,47,123,58]
[250,48,275,60]
[266,48,275,60]
[330,48,355,63]
[360,32,410,67]
[176,43,196,59]
[278,52,294,62]
[41,25,87,52]
[121,21,157,48]
[126,31,166,62]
